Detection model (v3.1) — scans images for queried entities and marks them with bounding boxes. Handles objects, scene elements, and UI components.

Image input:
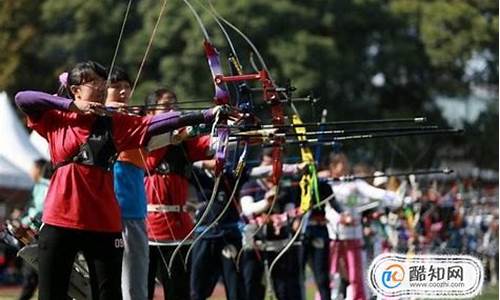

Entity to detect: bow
[266,110,321,276]
[181,9,257,266]
[166,0,232,273]
[166,1,291,274]
[204,0,286,184]
[292,114,321,213]
[180,0,296,267]
[193,7,297,297]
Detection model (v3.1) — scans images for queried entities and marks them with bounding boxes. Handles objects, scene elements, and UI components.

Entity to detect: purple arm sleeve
[15,91,72,117]
[147,109,215,136]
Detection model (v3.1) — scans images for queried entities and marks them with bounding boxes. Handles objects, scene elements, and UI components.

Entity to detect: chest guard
[153,145,192,178]
[54,116,117,171]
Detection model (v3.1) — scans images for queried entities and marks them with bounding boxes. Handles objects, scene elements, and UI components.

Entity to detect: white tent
[0,155,33,190]
[30,130,50,160]
[0,92,45,174]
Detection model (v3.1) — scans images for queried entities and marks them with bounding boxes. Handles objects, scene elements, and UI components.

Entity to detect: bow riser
[203,41,231,175]
[214,70,285,184]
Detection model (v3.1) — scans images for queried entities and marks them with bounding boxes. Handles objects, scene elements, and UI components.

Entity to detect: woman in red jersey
[143,88,213,300]
[15,61,219,300]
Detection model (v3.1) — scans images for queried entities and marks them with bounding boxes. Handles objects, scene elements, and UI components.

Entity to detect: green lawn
[475,284,499,300]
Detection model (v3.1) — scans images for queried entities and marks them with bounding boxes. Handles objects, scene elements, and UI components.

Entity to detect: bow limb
[202,1,288,186]
[202,5,298,285]
[183,158,246,267]
[205,0,286,181]
[168,0,231,272]
[206,0,288,262]
[268,190,338,276]
[167,174,222,272]
[207,0,271,76]
[267,114,321,276]
[203,0,287,220]
[268,213,306,276]
[107,0,133,84]
[182,44,248,270]
[182,2,258,265]
[292,114,321,212]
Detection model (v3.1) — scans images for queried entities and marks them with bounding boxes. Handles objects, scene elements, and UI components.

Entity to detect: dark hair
[33,159,48,170]
[33,159,53,179]
[144,88,177,106]
[106,66,131,85]
[58,60,106,98]
[328,152,348,167]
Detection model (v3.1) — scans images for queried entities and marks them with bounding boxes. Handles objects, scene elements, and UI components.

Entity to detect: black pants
[38,224,123,300]
[190,235,246,300]
[18,262,38,300]
[241,245,302,300]
[147,245,190,300]
[302,235,331,300]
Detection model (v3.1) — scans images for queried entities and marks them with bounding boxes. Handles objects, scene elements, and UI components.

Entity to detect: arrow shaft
[230,126,440,138]
[219,117,428,130]
[327,169,453,182]
[260,128,462,147]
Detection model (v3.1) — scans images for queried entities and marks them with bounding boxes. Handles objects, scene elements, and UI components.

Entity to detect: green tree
[2,0,497,169]
[0,0,45,94]
[39,0,136,80]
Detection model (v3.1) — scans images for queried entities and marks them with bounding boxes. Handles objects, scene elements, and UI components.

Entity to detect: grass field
[474,284,500,300]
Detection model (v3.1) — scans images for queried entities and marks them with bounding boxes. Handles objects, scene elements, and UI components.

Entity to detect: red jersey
[28,110,152,232]
[145,135,211,241]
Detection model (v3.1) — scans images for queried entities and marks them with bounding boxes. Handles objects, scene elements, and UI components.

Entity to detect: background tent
[0,154,32,216]
[30,131,50,160]
[0,92,44,174]
[0,155,33,190]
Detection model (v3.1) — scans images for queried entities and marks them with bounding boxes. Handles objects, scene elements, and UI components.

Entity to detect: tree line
[1,0,497,169]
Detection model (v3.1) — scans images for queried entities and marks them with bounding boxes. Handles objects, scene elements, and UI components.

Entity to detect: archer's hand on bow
[213,105,250,126]
[70,100,107,116]
[106,101,130,115]
[193,159,217,171]
[209,104,234,119]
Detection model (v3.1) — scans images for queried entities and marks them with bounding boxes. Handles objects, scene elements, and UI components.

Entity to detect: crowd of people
[357,168,499,292]
[0,59,497,300]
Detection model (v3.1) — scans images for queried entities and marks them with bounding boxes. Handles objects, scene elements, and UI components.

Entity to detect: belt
[148,240,193,246]
[253,239,302,252]
[195,222,241,233]
[147,204,188,213]
[308,219,327,226]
